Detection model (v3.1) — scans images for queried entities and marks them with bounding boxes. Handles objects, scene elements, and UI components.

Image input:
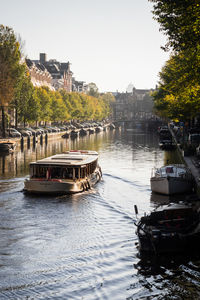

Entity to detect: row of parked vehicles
[5,126,67,138]
[3,122,106,138]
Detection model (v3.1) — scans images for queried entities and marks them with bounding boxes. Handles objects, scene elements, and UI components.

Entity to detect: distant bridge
[113,117,163,130]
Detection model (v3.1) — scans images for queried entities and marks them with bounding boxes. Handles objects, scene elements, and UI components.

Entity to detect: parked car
[23,128,33,136]
[17,128,32,137]
[38,127,48,134]
[32,127,43,135]
[6,128,21,138]
[46,126,57,133]
[42,127,52,133]
[25,127,38,136]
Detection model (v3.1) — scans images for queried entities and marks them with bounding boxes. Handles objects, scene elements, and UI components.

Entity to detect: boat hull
[138,230,200,254]
[150,176,193,195]
[159,142,176,150]
[24,169,102,195]
[0,142,16,153]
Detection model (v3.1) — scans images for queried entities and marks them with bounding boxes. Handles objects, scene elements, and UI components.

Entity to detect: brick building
[32,53,73,92]
[114,87,154,121]
[25,58,54,90]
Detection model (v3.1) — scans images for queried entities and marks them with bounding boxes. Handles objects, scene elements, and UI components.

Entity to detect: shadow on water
[133,248,200,300]
[150,192,199,207]
[135,247,200,275]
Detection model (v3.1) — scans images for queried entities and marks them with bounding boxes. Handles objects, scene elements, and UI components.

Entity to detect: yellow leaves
[172,118,179,122]
[164,94,175,103]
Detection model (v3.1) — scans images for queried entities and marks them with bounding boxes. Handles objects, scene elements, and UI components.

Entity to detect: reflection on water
[0,132,116,180]
[0,129,200,300]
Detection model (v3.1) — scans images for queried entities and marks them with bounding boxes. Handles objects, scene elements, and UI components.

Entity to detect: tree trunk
[15,107,18,129]
[1,106,6,138]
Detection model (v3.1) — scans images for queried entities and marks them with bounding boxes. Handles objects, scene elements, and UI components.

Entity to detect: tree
[149,0,200,52]
[35,87,52,125]
[0,25,23,136]
[148,2,200,122]
[50,91,70,122]
[12,63,29,128]
[152,50,200,121]
[87,82,99,98]
[16,75,35,126]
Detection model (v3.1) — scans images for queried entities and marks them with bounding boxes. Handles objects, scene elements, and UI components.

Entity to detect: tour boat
[24,150,102,194]
[135,202,200,254]
[150,164,194,195]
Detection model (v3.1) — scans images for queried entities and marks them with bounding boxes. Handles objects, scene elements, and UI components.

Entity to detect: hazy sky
[0,0,169,92]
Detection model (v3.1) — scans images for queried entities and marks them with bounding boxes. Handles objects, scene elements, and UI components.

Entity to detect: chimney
[40,53,47,63]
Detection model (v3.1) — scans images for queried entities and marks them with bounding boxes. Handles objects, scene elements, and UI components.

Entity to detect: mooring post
[20,136,24,150]
[27,136,30,149]
[33,132,36,147]
[45,133,48,144]
[40,134,43,145]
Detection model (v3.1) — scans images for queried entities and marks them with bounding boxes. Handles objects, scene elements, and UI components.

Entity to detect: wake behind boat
[150,164,194,195]
[24,150,102,194]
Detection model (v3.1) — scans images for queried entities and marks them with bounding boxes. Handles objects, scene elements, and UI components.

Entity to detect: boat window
[30,158,98,179]
[75,168,79,179]
[31,166,74,179]
[61,167,73,179]
[80,167,86,178]
[31,166,47,178]
[85,160,97,176]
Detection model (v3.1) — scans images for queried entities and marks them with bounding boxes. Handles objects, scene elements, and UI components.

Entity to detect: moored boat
[109,123,115,130]
[95,126,103,133]
[61,132,70,139]
[135,202,200,254]
[24,150,102,194]
[150,164,194,195]
[88,128,95,134]
[79,128,88,136]
[70,130,79,138]
[159,137,176,150]
[0,140,16,153]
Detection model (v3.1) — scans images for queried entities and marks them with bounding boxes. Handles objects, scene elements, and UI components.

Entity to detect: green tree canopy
[0,24,24,135]
[35,87,52,124]
[87,82,99,98]
[153,50,200,121]
[15,75,35,126]
[149,0,200,52]
[149,1,200,122]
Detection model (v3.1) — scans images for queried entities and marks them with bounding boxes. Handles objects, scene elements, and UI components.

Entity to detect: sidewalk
[184,155,200,193]
[170,127,200,194]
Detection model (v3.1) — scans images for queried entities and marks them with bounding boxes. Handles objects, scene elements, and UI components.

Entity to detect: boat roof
[0,140,16,145]
[30,150,98,167]
[157,164,189,173]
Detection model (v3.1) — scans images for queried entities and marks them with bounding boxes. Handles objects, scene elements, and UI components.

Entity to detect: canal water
[0,129,200,300]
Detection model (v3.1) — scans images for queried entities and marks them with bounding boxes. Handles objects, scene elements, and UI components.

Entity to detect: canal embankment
[0,123,115,151]
[170,127,200,195]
